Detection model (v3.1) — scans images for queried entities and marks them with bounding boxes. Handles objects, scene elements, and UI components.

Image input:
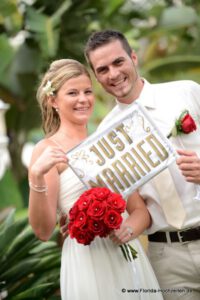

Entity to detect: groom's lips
[111,76,127,87]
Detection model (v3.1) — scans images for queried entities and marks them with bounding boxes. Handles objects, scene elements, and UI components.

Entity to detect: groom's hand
[177,149,200,184]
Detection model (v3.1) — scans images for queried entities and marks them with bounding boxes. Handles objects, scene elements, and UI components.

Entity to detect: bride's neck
[57,124,88,140]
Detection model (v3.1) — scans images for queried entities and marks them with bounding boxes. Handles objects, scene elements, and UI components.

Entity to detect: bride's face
[53,74,95,126]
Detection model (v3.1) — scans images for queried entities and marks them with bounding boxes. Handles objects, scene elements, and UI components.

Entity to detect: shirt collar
[115,78,156,109]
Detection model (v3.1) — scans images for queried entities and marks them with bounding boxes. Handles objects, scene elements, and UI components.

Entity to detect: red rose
[104,210,123,229]
[107,193,126,213]
[69,205,79,221]
[76,196,91,211]
[181,113,197,134]
[88,219,105,236]
[91,187,111,201]
[70,226,94,245]
[168,110,197,138]
[73,211,87,228]
[87,200,107,219]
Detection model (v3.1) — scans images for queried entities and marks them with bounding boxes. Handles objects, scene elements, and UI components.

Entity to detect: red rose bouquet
[68,187,137,261]
[167,110,197,138]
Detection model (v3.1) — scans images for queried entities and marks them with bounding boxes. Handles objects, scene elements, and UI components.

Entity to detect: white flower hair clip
[43,80,55,97]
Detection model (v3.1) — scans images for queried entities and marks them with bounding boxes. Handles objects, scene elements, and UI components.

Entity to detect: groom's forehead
[89,41,126,68]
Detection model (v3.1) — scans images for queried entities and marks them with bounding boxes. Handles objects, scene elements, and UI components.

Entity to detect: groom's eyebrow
[96,65,108,74]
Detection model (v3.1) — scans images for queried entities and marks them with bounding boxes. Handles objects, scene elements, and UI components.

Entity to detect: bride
[28,58,163,300]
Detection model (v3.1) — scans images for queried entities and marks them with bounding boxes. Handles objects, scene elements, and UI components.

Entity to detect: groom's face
[88,39,138,104]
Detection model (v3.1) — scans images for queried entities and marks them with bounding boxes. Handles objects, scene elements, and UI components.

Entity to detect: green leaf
[51,0,72,26]
[33,254,61,271]
[0,169,23,210]
[128,243,138,259]
[11,283,54,299]
[25,7,59,56]
[0,208,15,230]
[29,241,58,254]
[103,0,124,17]
[26,8,48,33]
[37,24,59,57]
[171,126,178,137]
[0,216,28,258]
[2,226,38,265]
[1,258,40,282]
[0,0,17,16]
[144,55,200,74]
[0,34,15,74]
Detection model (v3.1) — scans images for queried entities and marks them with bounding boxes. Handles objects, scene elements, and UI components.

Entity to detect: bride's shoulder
[35,137,50,147]
[32,138,55,155]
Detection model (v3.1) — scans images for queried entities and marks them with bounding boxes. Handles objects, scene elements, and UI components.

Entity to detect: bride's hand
[59,214,69,239]
[109,224,134,245]
[31,146,68,176]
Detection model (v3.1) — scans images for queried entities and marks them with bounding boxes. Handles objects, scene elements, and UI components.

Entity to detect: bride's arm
[110,191,151,245]
[28,140,67,241]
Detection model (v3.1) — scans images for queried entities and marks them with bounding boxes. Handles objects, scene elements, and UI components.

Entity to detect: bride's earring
[55,107,59,113]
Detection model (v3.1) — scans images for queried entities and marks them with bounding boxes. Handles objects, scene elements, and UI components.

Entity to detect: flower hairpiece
[43,80,55,97]
[167,110,197,138]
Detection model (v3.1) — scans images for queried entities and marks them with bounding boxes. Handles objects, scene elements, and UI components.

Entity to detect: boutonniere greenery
[167,110,197,138]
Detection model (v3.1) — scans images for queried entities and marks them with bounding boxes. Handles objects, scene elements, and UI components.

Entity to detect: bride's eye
[85,89,93,95]
[67,91,77,96]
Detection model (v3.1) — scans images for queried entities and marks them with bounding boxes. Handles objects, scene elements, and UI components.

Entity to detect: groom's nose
[108,66,120,80]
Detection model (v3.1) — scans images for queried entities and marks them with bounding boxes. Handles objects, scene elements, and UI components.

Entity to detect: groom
[82,29,200,300]
[61,29,200,299]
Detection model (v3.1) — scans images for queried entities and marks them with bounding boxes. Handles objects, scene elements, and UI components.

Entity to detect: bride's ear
[48,96,58,110]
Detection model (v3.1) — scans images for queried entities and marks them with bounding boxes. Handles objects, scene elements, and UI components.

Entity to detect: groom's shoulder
[152,79,200,91]
[97,105,120,131]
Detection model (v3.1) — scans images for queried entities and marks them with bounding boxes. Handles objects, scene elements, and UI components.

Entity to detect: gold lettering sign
[67,102,177,198]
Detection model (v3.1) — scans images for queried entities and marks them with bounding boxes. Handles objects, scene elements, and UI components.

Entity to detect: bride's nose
[78,92,88,102]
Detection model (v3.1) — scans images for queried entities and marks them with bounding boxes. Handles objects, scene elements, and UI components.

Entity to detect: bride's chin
[75,118,89,126]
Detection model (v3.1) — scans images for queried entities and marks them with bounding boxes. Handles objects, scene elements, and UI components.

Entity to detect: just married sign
[67,102,177,198]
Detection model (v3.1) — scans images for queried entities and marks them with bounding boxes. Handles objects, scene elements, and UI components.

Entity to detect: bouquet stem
[120,244,138,262]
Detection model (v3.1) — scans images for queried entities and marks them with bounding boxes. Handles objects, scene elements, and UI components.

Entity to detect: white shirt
[98,79,200,233]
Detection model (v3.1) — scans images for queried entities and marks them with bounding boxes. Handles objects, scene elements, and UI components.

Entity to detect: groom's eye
[114,58,124,65]
[96,67,108,74]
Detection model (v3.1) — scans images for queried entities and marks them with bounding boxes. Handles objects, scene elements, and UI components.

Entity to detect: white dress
[58,168,164,300]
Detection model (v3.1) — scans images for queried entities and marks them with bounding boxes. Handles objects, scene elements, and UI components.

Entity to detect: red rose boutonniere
[167,110,197,138]
[68,187,137,261]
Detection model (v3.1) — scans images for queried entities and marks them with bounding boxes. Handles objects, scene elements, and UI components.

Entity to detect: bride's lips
[74,107,90,111]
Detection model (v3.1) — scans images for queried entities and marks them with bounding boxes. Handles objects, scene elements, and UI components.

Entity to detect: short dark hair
[84,29,132,68]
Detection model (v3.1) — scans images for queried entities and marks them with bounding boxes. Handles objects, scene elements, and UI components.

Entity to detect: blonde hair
[36,59,91,136]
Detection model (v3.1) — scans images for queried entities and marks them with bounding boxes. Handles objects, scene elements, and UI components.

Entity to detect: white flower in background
[21,142,35,168]
[0,99,10,180]
[0,138,10,180]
